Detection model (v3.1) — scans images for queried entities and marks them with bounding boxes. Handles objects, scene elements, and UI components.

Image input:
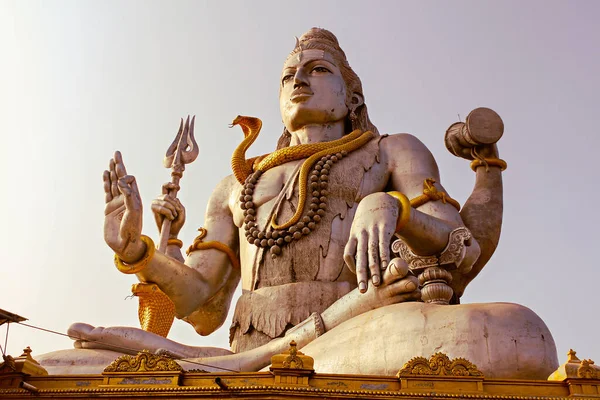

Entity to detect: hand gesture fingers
[380,258,419,301]
[355,231,369,292]
[118,175,141,208]
[103,170,112,202]
[382,257,410,285]
[161,182,180,195]
[367,228,381,286]
[378,223,392,271]
[109,159,119,198]
[151,190,186,236]
[113,151,128,177]
[343,237,358,274]
[102,151,144,261]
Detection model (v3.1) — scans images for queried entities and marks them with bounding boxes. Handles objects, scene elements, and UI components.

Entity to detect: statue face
[279,49,348,132]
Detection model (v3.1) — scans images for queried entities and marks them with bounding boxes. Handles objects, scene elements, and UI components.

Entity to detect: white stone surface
[302,302,558,379]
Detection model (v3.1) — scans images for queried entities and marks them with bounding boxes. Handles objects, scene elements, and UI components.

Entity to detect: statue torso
[228,135,389,352]
[231,135,389,290]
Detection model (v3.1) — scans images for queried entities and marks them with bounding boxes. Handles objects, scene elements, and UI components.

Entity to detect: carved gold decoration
[104,350,182,373]
[132,283,175,338]
[578,359,599,379]
[0,347,48,376]
[548,349,600,381]
[270,341,314,371]
[397,352,483,377]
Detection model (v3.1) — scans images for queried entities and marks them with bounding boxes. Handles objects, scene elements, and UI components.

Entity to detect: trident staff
[158,116,199,253]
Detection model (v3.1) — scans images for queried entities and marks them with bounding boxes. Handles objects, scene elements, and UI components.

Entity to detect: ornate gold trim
[270,341,314,371]
[103,350,182,373]
[578,359,599,379]
[397,352,483,377]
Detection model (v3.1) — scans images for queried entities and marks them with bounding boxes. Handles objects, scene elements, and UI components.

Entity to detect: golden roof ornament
[548,349,600,381]
[103,350,182,373]
[397,352,483,377]
[270,341,314,371]
[0,346,48,376]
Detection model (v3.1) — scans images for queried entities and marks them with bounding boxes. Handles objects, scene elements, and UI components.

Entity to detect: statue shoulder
[380,133,438,174]
[207,174,240,215]
[380,132,429,153]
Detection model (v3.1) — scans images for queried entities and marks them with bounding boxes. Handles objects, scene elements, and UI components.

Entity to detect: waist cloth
[230,281,352,353]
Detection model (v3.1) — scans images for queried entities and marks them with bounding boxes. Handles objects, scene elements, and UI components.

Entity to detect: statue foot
[67,322,233,359]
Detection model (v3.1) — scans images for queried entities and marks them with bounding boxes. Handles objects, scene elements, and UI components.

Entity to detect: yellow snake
[230,116,374,229]
[230,116,264,185]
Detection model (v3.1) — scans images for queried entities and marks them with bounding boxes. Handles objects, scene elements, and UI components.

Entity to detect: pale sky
[1,0,599,367]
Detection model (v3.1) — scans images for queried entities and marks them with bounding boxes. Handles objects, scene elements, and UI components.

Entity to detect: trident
[157,115,199,253]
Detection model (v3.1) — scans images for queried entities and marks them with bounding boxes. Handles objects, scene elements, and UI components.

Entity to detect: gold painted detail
[271,341,314,371]
[548,349,600,381]
[104,350,182,373]
[229,115,374,230]
[387,191,412,232]
[132,283,175,338]
[470,157,507,172]
[397,352,483,377]
[114,235,155,275]
[187,227,240,269]
[0,347,48,376]
[270,130,374,230]
[410,178,461,211]
[578,359,599,380]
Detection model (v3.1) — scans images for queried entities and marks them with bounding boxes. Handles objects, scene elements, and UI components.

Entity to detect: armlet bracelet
[470,157,507,172]
[114,235,155,275]
[387,191,412,232]
[187,228,240,269]
[409,178,461,211]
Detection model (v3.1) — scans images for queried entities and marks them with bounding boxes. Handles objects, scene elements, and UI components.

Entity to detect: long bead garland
[240,150,348,258]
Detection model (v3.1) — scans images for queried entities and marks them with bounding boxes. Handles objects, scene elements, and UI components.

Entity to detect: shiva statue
[39,28,558,379]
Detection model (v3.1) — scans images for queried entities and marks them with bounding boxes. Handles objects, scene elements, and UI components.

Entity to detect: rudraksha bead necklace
[240,150,348,258]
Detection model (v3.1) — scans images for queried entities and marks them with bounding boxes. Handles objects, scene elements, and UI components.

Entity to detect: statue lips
[290,87,313,103]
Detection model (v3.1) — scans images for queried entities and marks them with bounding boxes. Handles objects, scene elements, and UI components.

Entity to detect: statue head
[277,28,378,149]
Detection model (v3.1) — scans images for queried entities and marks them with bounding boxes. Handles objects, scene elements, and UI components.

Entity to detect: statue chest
[233,137,387,290]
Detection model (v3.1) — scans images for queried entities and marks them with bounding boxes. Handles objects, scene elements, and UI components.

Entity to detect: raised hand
[103,151,145,263]
[151,182,186,238]
[344,192,399,293]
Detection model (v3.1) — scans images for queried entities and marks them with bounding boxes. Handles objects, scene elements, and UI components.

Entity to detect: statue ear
[350,93,364,107]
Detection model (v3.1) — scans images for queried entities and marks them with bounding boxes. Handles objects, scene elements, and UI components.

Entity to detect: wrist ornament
[285,312,326,340]
[114,235,155,275]
[167,238,183,248]
[470,158,507,172]
[387,191,412,232]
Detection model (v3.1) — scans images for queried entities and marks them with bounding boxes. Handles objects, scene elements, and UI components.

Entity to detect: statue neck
[289,122,345,145]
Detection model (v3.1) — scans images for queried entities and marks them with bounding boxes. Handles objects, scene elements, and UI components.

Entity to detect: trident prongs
[158,115,200,253]
[163,115,199,174]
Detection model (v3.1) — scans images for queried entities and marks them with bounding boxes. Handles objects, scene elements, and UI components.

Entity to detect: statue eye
[312,66,331,74]
[281,74,293,85]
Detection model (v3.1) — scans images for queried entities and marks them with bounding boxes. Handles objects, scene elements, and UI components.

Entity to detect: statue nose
[293,69,309,88]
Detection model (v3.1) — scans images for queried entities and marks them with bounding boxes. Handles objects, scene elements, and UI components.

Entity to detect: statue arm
[382,134,478,257]
[135,175,240,325]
